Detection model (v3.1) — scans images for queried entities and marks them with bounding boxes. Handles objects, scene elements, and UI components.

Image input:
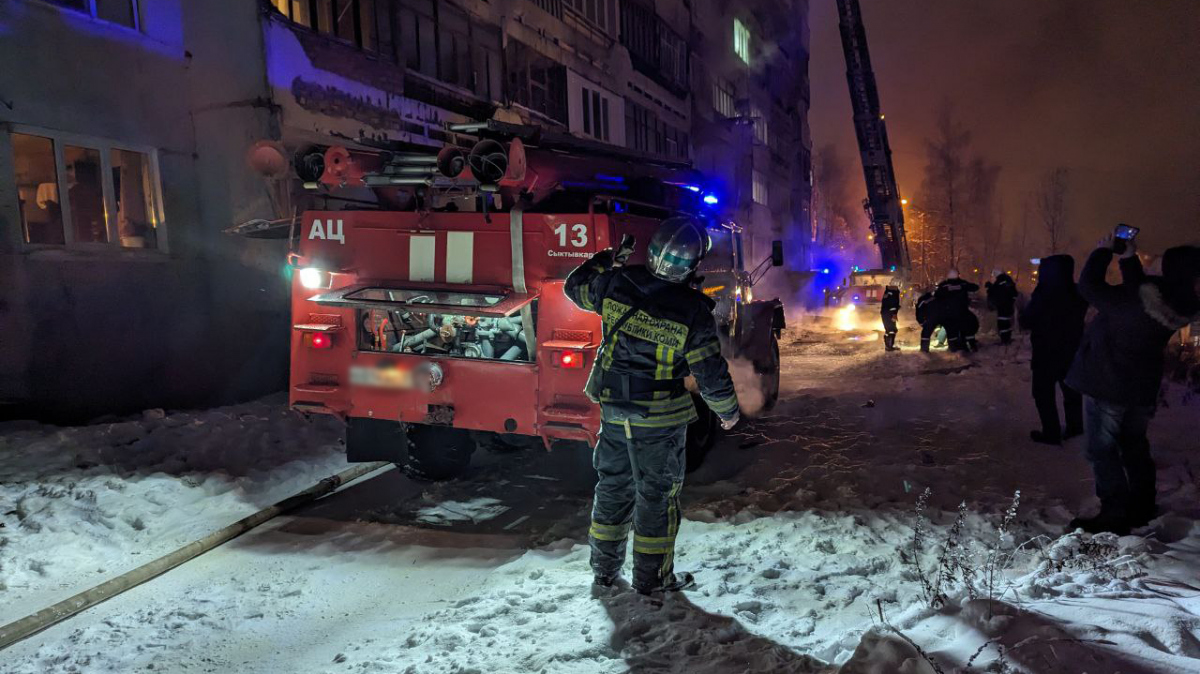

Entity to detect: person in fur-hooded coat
[1065,237,1200,535]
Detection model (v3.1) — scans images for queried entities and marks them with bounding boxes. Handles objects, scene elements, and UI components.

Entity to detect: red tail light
[556,350,584,368]
[307,333,333,350]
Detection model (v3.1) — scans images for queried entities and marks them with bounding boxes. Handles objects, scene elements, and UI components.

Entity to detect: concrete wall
[0,0,286,420]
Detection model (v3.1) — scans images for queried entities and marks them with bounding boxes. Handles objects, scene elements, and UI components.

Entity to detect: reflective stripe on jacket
[564,260,738,426]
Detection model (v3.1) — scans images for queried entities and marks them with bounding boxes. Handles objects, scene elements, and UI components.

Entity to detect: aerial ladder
[835,0,910,277]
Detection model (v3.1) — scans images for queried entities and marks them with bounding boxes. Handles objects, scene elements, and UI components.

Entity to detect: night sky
[809,0,1200,257]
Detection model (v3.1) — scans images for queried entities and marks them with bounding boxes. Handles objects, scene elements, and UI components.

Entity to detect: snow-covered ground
[2,317,1199,673]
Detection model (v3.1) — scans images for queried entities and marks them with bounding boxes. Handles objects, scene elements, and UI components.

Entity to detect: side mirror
[771,240,784,267]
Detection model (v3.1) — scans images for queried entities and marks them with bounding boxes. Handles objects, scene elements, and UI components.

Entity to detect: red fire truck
[279,121,783,479]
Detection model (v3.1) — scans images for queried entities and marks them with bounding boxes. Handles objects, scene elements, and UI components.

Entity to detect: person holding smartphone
[1064,230,1200,534]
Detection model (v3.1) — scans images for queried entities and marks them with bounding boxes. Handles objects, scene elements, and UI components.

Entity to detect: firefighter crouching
[564,217,739,595]
[881,285,901,351]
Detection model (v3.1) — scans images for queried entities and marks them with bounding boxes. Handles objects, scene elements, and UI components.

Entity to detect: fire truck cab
[283,122,784,479]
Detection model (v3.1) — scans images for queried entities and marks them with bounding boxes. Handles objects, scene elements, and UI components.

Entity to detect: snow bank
[0,397,348,622]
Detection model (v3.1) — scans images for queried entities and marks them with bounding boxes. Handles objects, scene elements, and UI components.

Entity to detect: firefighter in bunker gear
[880,285,901,351]
[986,272,1018,344]
[916,290,941,352]
[935,270,980,352]
[564,217,739,594]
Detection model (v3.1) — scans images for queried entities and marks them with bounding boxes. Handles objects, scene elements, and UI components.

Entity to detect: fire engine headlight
[298,267,330,289]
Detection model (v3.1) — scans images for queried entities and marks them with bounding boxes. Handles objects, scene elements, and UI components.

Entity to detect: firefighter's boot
[636,571,696,596]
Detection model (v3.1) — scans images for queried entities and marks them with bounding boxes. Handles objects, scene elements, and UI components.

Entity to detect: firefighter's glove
[613,234,637,267]
[719,411,740,431]
[588,249,616,271]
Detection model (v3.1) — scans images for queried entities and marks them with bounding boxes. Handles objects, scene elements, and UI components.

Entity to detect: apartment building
[0,0,810,417]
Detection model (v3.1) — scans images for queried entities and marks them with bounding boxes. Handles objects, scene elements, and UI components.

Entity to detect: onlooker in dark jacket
[1020,255,1088,446]
[986,272,1019,344]
[1065,237,1200,534]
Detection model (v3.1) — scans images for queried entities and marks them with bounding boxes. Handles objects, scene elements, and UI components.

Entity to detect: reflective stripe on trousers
[589,411,688,588]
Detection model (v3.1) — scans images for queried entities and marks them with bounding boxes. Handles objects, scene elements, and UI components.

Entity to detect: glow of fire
[835,304,858,331]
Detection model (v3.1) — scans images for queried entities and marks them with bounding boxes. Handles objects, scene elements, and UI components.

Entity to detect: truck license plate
[348,364,414,390]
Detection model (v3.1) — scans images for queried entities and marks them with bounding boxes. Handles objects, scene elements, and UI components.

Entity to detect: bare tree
[919,103,1000,279]
[920,105,971,270]
[1036,167,1070,254]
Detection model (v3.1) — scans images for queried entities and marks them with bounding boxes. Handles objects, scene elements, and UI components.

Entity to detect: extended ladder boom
[836,0,909,273]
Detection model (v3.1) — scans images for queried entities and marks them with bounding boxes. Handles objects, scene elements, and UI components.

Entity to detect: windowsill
[16,243,171,261]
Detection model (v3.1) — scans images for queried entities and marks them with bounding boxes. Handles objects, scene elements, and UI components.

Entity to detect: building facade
[0,0,810,418]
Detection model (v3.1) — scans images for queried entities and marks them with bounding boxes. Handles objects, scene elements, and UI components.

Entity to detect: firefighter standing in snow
[935,270,980,352]
[564,217,739,594]
[986,272,1018,344]
[880,285,901,351]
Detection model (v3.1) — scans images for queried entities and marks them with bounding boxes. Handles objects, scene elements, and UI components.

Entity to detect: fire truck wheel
[757,336,781,411]
[685,396,717,472]
[403,424,476,481]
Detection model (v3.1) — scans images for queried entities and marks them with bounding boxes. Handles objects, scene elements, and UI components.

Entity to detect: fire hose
[0,461,392,652]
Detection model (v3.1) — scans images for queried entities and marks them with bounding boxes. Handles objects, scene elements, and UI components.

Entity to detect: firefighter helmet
[647,217,709,283]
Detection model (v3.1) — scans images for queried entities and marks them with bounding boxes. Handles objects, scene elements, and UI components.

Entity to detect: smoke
[729,358,767,418]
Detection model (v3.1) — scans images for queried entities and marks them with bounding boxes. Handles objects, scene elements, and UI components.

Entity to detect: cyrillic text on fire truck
[309,219,345,244]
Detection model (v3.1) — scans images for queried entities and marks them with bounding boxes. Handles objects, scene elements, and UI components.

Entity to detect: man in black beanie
[1065,237,1200,534]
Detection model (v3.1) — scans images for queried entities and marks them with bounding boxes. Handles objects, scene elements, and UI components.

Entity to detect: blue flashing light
[822,268,831,274]
[595,174,626,183]
[682,184,701,193]
[853,295,861,301]
[702,194,719,205]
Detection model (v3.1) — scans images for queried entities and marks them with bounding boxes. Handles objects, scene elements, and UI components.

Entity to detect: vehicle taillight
[306,332,333,350]
[556,350,584,368]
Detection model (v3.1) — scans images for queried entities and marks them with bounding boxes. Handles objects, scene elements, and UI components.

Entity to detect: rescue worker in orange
[564,217,739,595]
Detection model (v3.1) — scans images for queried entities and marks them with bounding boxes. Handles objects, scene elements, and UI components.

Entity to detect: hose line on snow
[0,461,392,652]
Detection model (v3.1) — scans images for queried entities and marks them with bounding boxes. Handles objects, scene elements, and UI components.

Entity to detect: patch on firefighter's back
[601,298,687,350]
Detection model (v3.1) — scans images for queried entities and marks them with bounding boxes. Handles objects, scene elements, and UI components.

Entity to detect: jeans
[589,409,688,590]
[1083,396,1157,518]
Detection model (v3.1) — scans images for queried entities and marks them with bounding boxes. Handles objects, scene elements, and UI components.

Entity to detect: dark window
[472,24,503,101]
[398,1,499,99]
[582,89,591,136]
[508,42,568,125]
[623,100,685,159]
[601,98,610,142]
[563,0,615,34]
[48,0,138,29]
[619,2,688,94]
[274,0,390,55]
[625,100,651,153]
[399,0,435,75]
[620,1,657,68]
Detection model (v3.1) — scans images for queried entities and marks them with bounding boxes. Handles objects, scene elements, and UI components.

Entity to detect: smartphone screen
[1115,224,1140,240]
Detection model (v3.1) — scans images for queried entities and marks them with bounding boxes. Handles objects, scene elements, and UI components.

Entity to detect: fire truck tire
[685,395,717,472]
[757,336,781,411]
[403,424,475,481]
